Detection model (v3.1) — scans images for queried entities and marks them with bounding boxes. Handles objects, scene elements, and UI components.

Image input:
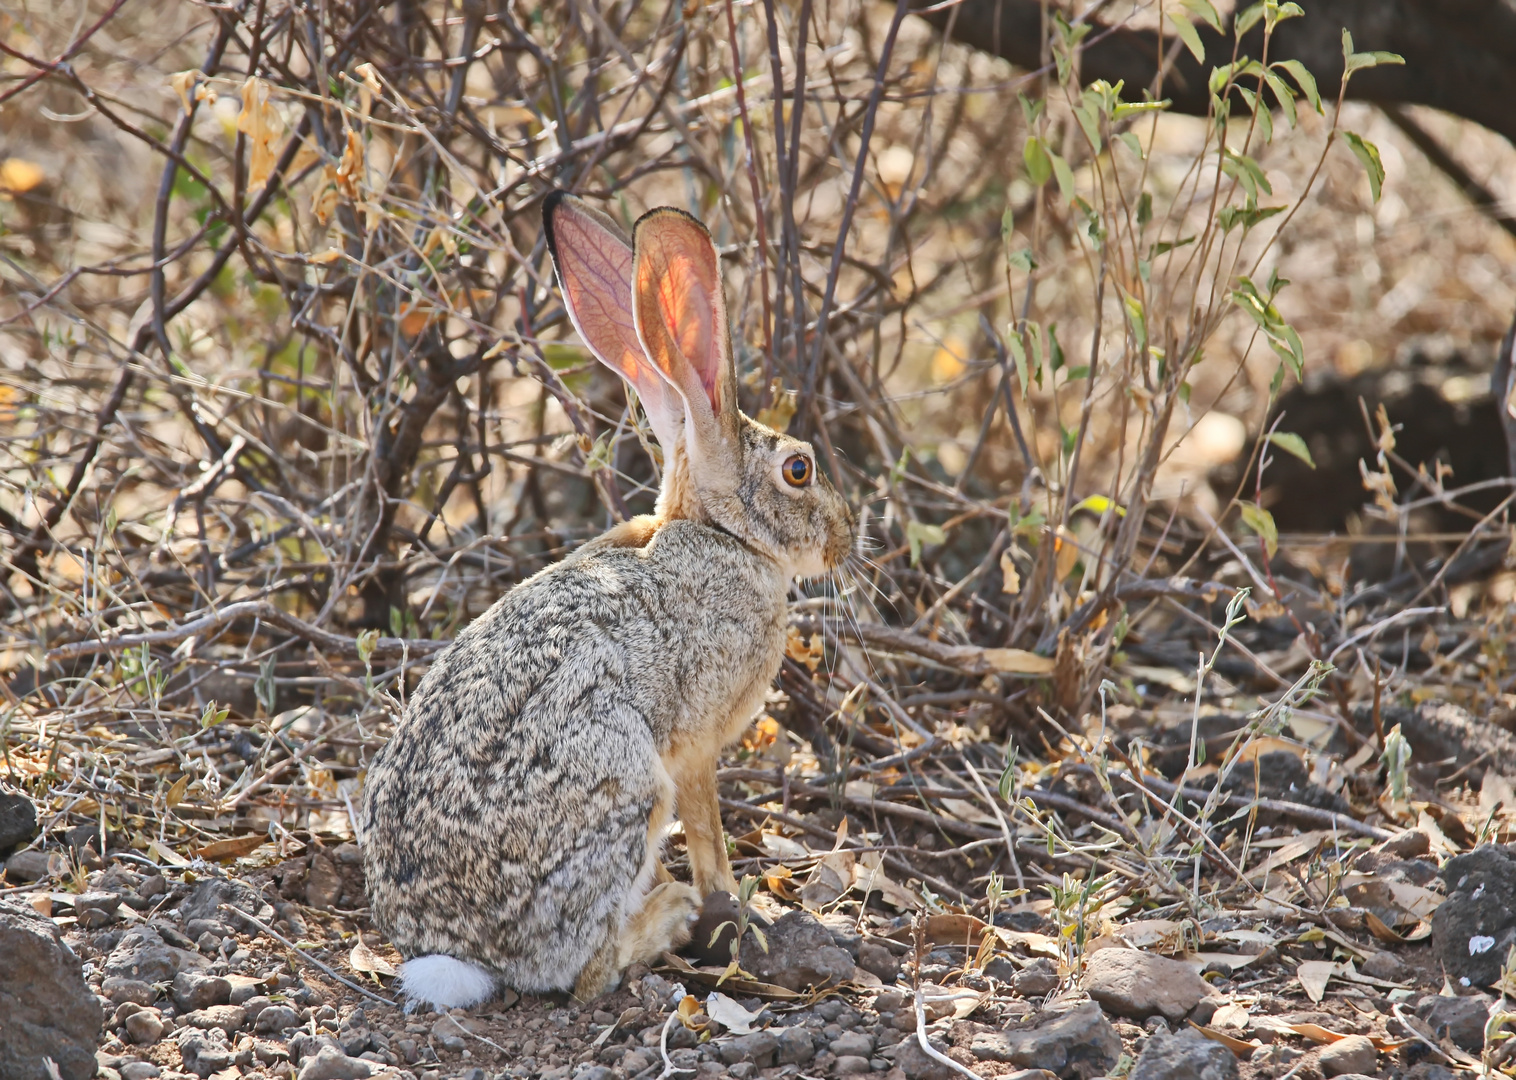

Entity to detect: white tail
[398,954,496,1012]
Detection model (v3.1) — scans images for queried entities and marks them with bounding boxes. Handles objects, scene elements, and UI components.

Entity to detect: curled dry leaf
[1189,1022,1260,1057]
[1296,959,1339,1003]
[999,548,1020,594]
[704,990,765,1035]
[236,77,283,192]
[170,71,200,114]
[192,834,267,861]
[350,940,397,977]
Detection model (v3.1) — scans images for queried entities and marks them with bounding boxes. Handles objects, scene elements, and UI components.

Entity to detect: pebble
[254,1005,303,1033]
[720,1031,778,1066]
[1083,948,1217,1021]
[4,848,57,882]
[124,1009,165,1044]
[173,970,232,1011]
[295,1044,374,1080]
[1318,1035,1376,1077]
[959,1001,1121,1077]
[1418,993,1491,1051]
[102,977,158,1006]
[835,1055,871,1075]
[119,1064,162,1080]
[830,1031,875,1057]
[185,1004,247,1034]
[1130,1029,1239,1080]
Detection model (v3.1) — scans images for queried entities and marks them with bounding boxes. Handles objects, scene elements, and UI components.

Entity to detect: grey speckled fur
[362,195,855,1001]
[363,521,785,991]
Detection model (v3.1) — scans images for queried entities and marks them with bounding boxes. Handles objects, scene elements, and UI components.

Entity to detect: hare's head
[543,193,854,581]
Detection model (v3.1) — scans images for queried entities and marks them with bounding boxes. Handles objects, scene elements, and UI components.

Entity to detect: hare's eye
[782,454,812,487]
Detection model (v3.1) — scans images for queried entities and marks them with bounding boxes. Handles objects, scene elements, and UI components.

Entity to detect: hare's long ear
[630,208,740,471]
[542,191,685,453]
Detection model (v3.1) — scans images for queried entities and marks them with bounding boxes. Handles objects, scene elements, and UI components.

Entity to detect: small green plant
[707,874,769,985]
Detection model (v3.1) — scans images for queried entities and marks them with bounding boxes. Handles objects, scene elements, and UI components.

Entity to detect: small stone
[1318,1035,1376,1077]
[103,977,158,1006]
[835,1055,872,1075]
[984,956,1020,983]
[738,910,855,992]
[173,970,232,1011]
[195,930,221,952]
[105,926,204,983]
[120,1064,162,1080]
[894,1034,956,1080]
[831,1031,875,1057]
[719,1031,779,1066]
[776,1026,815,1064]
[1417,993,1491,1052]
[0,898,102,1079]
[0,790,37,854]
[255,1005,303,1033]
[959,1001,1120,1080]
[306,855,342,911]
[186,1004,247,1034]
[1384,830,1431,858]
[125,1010,166,1044]
[4,848,58,882]
[1012,958,1060,997]
[75,891,123,928]
[295,1044,374,1080]
[857,940,900,982]
[1130,1029,1239,1080]
[576,1068,615,1080]
[1084,948,1217,1021]
[1360,951,1406,981]
[240,995,273,1021]
[178,1027,238,1078]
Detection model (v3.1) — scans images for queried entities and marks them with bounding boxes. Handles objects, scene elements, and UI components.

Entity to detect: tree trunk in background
[911,0,1516,146]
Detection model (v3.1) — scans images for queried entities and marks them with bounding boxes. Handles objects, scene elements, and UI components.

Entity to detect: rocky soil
[0,817,1504,1080]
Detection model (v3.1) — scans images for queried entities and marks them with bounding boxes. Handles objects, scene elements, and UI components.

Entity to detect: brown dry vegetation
[5,1,1516,1074]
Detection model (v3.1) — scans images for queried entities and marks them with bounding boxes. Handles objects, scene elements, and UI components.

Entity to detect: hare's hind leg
[572,882,701,1000]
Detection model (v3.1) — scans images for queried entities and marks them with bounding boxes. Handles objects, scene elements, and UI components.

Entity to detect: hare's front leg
[667,747,739,897]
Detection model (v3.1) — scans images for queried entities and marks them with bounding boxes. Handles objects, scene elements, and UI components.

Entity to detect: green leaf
[1123,293,1147,352]
[1234,2,1266,36]
[906,520,946,566]
[1238,500,1279,558]
[1181,0,1222,31]
[1343,131,1386,201]
[1001,203,1015,241]
[1023,135,1052,186]
[1112,99,1170,122]
[1072,104,1103,155]
[1073,494,1127,518]
[1019,92,1045,129]
[1272,59,1321,113]
[1136,191,1153,227]
[1117,131,1144,159]
[1007,247,1036,273]
[1167,12,1205,63]
[1049,150,1076,202]
[1008,330,1029,394]
[1264,431,1315,468]
[1262,69,1297,128]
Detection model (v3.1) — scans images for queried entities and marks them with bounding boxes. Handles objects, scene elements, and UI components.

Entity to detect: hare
[361,193,855,1010]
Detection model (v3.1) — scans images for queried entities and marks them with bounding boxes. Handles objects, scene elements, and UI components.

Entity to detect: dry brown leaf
[657,953,800,1000]
[165,774,190,809]
[784,625,824,671]
[170,71,200,114]
[350,940,397,977]
[1054,525,1079,580]
[236,77,283,192]
[999,549,1020,594]
[192,834,267,861]
[799,849,854,910]
[1288,1022,1405,1051]
[1296,960,1338,1003]
[979,647,1055,675]
[336,128,364,198]
[1188,1022,1259,1057]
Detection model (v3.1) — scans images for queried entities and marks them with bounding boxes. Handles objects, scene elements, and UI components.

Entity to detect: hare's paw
[398,955,497,1012]
[622,882,702,965]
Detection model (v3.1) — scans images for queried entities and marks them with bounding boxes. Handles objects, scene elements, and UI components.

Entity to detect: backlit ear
[542,191,684,452]
[630,208,738,439]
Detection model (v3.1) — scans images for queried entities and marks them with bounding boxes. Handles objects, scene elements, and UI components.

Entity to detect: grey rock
[894,1034,956,1080]
[1417,993,1491,1052]
[185,1005,246,1034]
[820,913,861,958]
[575,1069,614,1080]
[0,898,102,1080]
[857,941,900,983]
[103,927,203,983]
[621,1048,655,1074]
[983,956,1019,983]
[124,1009,165,1045]
[287,1033,342,1065]
[1433,845,1516,987]
[831,1031,875,1057]
[337,1009,373,1055]
[776,1026,815,1064]
[295,1044,374,1080]
[176,1027,235,1078]
[1318,1035,1376,1077]
[719,1031,778,1066]
[1084,948,1217,1021]
[172,971,231,1011]
[177,877,264,926]
[1130,1030,1239,1080]
[255,1004,302,1033]
[0,791,36,855]
[738,910,855,992]
[1359,951,1405,981]
[306,855,342,911]
[119,1064,162,1080]
[239,995,273,1022]
[4,849,58,883]
[75,892,122,929]
[835,1055,871,1075]
[1012,958,1060,997]
[101,977,157,1007]
[958,1002,1120,1080]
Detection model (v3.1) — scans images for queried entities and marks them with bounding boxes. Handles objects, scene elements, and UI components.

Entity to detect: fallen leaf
[192,834,267,861]
[657,953,800,1000]
[236,77,283,192]
[1288,1022,1405,1051]
[166,774,190,809]
[799,849,854,910]
[1297,960,1339,1003]
[1210,1002,1250,1030]
[1189,1022,1259,1057]
[978,648,1055,675]
[705,991,765,1035]
[30,894,52,917]
[350,940,397,977]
